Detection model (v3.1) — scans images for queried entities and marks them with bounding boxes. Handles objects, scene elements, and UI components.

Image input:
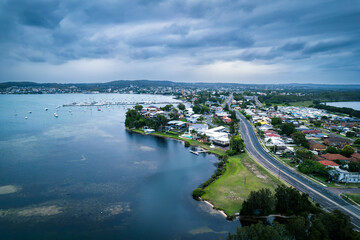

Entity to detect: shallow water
[0,94,238,240]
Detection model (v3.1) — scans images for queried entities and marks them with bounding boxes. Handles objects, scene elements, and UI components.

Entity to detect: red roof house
[319,160,339,167]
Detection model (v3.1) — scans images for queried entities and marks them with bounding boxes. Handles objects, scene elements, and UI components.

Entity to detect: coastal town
[126,91,360,188]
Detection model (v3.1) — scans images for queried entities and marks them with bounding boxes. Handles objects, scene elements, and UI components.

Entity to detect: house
[350,153,360,162]
[323,134,354,148]
[167,120,187,130]
[318,160,339,168]
[308,139,327,151]
[259,124,273,131]
[205,126,230,146]
[330,168,360,183]
[189,124,208,134]
[318,153,350,162]
[301,130,322,134]
[144,106,159,112]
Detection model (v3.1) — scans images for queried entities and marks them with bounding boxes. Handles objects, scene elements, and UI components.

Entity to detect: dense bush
[240,188,275,216]
[184,141,191,147]
[298,159,329,177]
[192,188,205,200]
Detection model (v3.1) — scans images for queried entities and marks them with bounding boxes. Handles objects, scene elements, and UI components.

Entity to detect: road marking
[238,114,360,222]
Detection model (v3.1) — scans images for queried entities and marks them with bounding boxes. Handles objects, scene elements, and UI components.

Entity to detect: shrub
[226,149,237,156]
[192,188,205,200]
[184,141,191,147]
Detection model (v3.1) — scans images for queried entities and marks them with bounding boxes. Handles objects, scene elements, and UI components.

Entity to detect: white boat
[25,116,28,119]
[44,108,48,111]
[54,113,58,117]
[28,111,32,114]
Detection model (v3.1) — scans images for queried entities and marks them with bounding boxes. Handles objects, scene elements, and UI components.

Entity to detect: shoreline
[203,200,228,218]
[126,128,232,219]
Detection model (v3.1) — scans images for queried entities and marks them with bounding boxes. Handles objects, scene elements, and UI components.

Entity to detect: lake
[0,94,238,240]
[325,101,360,111]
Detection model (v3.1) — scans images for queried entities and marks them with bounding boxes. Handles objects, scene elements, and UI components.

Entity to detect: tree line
[228,186,360,240]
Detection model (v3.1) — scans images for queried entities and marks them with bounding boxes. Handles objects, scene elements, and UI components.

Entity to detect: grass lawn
[341,193,360,205]
[201,152,283,216]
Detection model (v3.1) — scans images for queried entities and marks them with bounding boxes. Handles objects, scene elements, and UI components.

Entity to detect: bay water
[0,94,238,240]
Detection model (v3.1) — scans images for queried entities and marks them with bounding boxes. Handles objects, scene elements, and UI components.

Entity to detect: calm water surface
[0,94,238,240]
[325,101,360,111]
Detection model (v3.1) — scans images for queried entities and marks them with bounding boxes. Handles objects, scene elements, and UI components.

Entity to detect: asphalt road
[236,111,360,229]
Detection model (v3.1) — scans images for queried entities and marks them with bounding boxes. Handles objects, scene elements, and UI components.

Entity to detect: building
[318,153,350,162]
[308,139,327,151]
[318,160,339,168]
[205,126,230,146]
[188,124,208,134]
[324,134,354,149]
[330,168,360,183]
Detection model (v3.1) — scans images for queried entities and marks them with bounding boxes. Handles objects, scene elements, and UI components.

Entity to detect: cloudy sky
[0,0,359,84]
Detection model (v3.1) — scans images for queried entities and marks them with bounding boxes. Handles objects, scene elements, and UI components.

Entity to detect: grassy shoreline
[127,128,283,218]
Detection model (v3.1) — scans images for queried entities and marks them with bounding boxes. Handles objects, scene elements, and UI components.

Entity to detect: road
[254,96,263,108]
[222,95,233,109]
[236,111,360,229]
[205,114,213,127]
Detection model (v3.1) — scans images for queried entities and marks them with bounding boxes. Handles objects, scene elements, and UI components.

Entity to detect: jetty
[189,148,209,155]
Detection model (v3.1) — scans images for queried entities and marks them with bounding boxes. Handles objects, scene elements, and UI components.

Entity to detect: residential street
[236,111,360,230]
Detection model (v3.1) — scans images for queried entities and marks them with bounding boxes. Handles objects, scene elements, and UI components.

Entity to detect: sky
[0,0,359,84]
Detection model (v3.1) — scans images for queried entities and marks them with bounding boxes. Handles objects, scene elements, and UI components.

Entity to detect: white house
[330,167,360,183]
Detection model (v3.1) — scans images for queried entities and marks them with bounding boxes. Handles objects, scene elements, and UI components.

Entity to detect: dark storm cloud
[0,0,359,83]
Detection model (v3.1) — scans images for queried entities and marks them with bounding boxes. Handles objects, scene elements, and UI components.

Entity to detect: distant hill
[1,80,360,90]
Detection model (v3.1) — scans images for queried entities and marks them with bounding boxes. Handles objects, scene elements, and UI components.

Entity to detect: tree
[325,146,339,154]
[177,103,186,111]
[286,216,309,240]
[240,188,275,216]
[155,115,168,129]
[292,131,308,148]
[348,162,360,172]
[192,188,205,200]
[227,223,291,240]
[346,131,356,138]
[134,104,143,111]
[245,115,252,120]
[298,159,328,177]
[193,104,201,114]
[161,104,173,111]
[354,139,360,145]
[201,105,210,114]
[317,210,355,240]
[230,135,245,153]
[271,117,283,126]
[295,149,313,160]
[275,185,312,215]
[280,123,296,136]
[341,145,355,157]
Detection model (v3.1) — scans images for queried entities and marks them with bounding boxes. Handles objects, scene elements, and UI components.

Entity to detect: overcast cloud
[0,0,359,84]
